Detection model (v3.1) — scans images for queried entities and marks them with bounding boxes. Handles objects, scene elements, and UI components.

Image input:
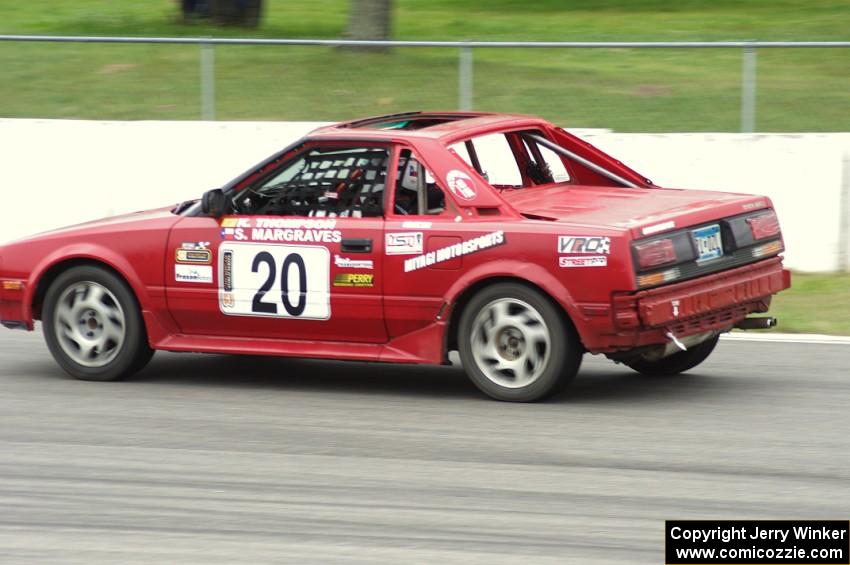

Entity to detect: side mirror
[201,188,227,218]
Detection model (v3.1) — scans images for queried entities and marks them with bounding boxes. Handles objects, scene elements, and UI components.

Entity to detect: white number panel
[218,242,330,320]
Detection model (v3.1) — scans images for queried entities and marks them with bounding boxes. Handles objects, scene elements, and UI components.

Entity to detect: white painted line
[721,332,850,345]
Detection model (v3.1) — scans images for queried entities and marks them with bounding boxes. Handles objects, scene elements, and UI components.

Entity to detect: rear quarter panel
[382,215,634,350]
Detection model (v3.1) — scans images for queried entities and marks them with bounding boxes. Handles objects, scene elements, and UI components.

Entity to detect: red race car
[0,112,790,401]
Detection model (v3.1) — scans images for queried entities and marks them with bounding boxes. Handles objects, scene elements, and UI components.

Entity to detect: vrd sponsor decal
[558,235,611,268]
[558,235,611,255]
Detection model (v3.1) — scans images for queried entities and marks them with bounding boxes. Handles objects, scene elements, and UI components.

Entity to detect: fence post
[200,41,215,120]
[458,46,473,111]
[740,46,757,133]
[839,151,850,272]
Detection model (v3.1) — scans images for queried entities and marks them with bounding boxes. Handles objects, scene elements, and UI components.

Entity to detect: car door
[164,143,390,343]
[382,146,501,336]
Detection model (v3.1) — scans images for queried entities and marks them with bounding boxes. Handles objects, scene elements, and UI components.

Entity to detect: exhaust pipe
[734,316,778,330]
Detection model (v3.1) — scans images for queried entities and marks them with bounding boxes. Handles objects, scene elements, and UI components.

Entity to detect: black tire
[42,265,154,381]
[624,335,719,377]
[457,283,583,402]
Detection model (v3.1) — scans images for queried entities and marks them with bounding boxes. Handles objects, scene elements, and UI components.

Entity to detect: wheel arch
[444,268,585,354]
[29,253,150,324]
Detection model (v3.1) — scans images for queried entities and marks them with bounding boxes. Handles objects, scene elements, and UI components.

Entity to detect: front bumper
[591,256,789,353]
[0,276,30,330]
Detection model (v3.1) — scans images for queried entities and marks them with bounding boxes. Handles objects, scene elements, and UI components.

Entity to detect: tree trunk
[180,0,209,20]
[344,0,393,50]
[209,0,263,27]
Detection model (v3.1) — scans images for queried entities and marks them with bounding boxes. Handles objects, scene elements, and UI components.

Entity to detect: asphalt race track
[0,330,848,564]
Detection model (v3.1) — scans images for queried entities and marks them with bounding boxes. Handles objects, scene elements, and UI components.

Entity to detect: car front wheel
[458,283,583,402]
[43,265,153,381]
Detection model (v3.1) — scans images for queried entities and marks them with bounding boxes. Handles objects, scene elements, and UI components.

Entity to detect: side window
[521,135,570,184]
[450,134,522,187]
[238,146,388,217]
[393,149,447,216]
[450,131,571,189]
[539,144,570,182]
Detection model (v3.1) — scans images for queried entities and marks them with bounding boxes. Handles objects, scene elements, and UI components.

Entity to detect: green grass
[764,273,850,335]
[0,0,849,130]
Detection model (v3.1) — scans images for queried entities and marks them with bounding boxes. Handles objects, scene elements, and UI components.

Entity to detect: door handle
[341,238,372,253]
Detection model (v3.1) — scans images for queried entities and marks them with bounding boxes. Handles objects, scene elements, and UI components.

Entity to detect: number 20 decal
[219,242,330,320]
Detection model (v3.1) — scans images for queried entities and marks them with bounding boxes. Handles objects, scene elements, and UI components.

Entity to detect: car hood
[502,185,771,238]
[17,205,182,243]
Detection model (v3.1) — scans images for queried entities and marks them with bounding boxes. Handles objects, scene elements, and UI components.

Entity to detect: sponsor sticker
[742,200,767,211]
[403,231,505,273]
[446,169,477,201]
[333,273,375,288]
[222,250,234,291]
[558,235,610,268]
[175,264,213,284]
[401,221,432,229]
[559,256,608,268]
[334,255,374,270]
[176,248,212,264]
[217,242,330,320]
[220,216,341,244]
[386,232,423,255]
[558,236,611,255]
[642,220,676,236]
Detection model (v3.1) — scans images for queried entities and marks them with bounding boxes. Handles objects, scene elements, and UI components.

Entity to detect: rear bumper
[589,256,789,353]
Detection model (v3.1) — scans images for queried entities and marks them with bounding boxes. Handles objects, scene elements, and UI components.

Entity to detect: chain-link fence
[1,35,849,132]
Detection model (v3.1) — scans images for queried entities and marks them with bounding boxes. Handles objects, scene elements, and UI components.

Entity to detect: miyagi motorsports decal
[175,264,213,283]
[404,230,505,273]
[218,242,330,319]
[446,169,477,201]
[333,273,374,288]
[558,235,611,268]
[386,232,423,255]
[176,241,212,265]
[220,216,341,244]
[334,255,373,270]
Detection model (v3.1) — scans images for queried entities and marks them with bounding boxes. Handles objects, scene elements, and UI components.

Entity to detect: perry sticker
[446,170,477,201]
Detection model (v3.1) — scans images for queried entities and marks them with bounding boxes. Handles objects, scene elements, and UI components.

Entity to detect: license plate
[692,224,723,262]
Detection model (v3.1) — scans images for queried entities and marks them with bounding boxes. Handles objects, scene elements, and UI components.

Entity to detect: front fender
[24,243,154,324]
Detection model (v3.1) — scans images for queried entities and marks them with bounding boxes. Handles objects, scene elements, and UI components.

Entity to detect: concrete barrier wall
[1,119,847,272]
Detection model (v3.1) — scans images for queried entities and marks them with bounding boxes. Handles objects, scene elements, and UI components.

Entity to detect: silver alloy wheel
[469,298,551,388]
[53,281,126,368]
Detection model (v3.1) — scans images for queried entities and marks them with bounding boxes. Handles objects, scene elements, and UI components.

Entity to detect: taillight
[634,238,677,269]
[747,211,780,240]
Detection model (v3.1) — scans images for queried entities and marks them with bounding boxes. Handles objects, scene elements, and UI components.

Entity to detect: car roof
[307,111,552,143]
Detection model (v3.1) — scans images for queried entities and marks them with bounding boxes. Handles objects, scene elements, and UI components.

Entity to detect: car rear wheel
[43,266,153,381]
[457,283,582,402]
[624,335,719,377]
